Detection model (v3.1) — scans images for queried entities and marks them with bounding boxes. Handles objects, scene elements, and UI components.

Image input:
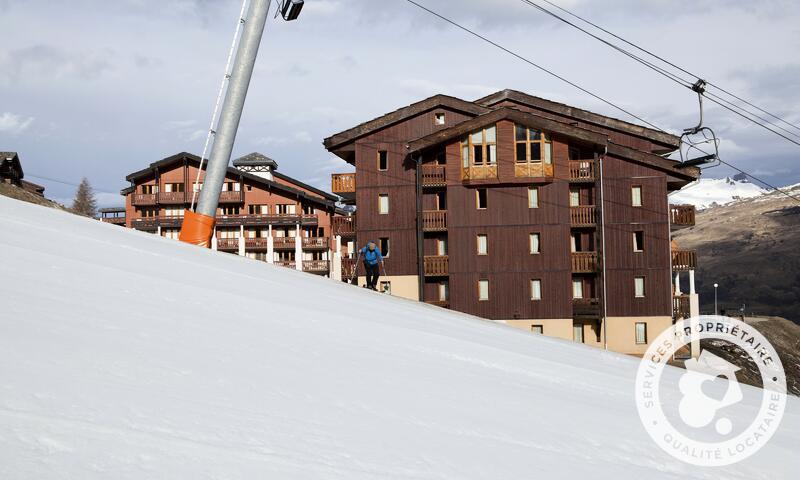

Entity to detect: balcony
[671,250,697,271]
[569,161,595,182]
[333,216,356,237]
[421,165,446,187]
[275,260,296,269]
[244,238,269,250]
[461,164,498,181]
[131,218,158,230]
[332,172,356,195]
[132,193,157,206]
[673,294,691,319]
[302,237,328,249]
[341,257,357,278]
[670,204,696,229]
[218,190,243,204]
[273,237,296,250]
[571,252,598,273]
[573,298,601,318]
[158,191,185,205]
[158,216,183,228]
[570,205,596,226]
[514,162,553,178]
[303,260,329,273]
[101,217,126,226]
[217,238,239,251]
[422,210,447,232]
[424,255,449,277]
[217,214,302,227]
[300,214,319,226]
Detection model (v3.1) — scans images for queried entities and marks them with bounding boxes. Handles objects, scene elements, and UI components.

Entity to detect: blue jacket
[361,246,383,265]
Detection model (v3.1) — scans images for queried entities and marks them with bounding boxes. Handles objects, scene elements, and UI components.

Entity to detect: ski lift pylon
[678,79,720,170]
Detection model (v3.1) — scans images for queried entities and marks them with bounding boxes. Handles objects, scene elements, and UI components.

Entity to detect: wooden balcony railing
[671,250,697,271]
[421,165,446,187]
[569,161,595,182]
[303,260,329,272]
[132,193,157,206]
[424,255,449,276]
[244,238,269,250]
[570,205,597,226]
[218,190,243,204]
[514,162,553,178]
[673,295,691,319]
[341,257,357,277]
[333,216,356,236]
[670,204,696,228]
[302,237,328,249]
[158,191,185,204]
[273,237,296,249]
[332,173,356,194]
[275,260,295,268]
[422,210,447,232]
[461,164,498,181]
[300,214,319,226]
[101,217,126,226]
[573,298,601,317]
[131,218,158,230]
[158,216,183,228]
[217,238,239,250]
[571,252,598,273]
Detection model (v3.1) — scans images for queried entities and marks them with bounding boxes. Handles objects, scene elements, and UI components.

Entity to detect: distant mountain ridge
[670,174,768,209]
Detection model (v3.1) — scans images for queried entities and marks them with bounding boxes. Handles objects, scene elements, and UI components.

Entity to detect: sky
[1,0,799,207]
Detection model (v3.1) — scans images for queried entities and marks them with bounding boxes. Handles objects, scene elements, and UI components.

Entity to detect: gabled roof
[475,89,680,153]
[323,94,490,151]
[0,151,23,178]
[233,152,279,169]
[123,152,337,207]
[606,143,699,181]
[407,107,607,153]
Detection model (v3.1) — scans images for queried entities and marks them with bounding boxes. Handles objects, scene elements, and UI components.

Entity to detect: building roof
[0,151,23,179]
[475,89,680,153]
[232,152,279,169]
[99,207,126,214]
[123,152,338,208]
[323,94,490,151]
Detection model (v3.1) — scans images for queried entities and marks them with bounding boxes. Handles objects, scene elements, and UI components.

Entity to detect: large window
[635,276,646,298]
[635,322,648,344]
[249,204,268,215]
[164,183,184,193]
[378,194,389,214]
[461,125,497,167]
[515,124,552,165]
[531,279,542,301]
[478,279,489,301]
[572,279,584,299]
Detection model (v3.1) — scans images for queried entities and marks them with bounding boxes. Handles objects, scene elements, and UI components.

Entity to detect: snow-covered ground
[0,196,797,479]
[670,177,767,209]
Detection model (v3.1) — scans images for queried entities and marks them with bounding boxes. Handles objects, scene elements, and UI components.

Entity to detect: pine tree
[71,177,98,218]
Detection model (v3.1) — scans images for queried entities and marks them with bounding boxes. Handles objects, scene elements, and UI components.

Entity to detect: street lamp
[713,283,719,315]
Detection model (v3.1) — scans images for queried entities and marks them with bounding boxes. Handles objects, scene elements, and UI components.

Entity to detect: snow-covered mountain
[670,175,768,209]
[0,196,797,479]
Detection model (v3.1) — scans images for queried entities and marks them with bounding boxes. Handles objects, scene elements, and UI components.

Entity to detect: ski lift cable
[525,0,800,135]
[403,0,800,205]
[190,0,251,212]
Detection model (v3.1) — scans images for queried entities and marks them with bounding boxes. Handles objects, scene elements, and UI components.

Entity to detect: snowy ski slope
[0,196,797,479]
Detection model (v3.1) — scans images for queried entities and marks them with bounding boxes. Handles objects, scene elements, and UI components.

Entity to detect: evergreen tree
[71,177,98,217]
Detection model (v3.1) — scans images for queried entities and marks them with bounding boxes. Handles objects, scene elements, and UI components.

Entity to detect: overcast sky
[1,0,798,206]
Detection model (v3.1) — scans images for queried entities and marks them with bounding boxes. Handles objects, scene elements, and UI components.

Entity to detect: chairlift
[678,79,721,170]
[278,0,304,21]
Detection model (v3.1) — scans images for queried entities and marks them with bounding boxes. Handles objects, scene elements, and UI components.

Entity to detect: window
[378,194,389,214]
[635,276,646,298]
[302,205,316,215]
[528,187,539,208]
[478,279,489,301]
[460,125,497,167]
[476,189,487,209]
[531,325,543,334]
[529,233,541,254]
[246,185,252,191]
[379,237,390,257]
[249,204,268,215]
[573,324,584,343]
[633,231,644,252]
[476,234,488,255]
[380,281,392,294]
[631,186,642,207]
[192,182,203,193]
[377,150,388,171]
[572,279,584,299]
[141,184,158,194]
[164,183,184,193]
[514,124,552,165]
[223,181,241,192]
[438,282,449,301]
[162,228,180,240]
[435,191,447,210]
[569,189,580,207]
[530,279,542,301]
[275,204,296,215]
[434,112,446,125]
[437,238,447,256]
[140,207,158,218]
[164,207,184,217]
[635,322,648,344]
[218,206,239,216]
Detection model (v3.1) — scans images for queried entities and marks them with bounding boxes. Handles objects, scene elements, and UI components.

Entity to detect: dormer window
[460,125,497,167]
[514,123,553,177]
[434,112,446,125]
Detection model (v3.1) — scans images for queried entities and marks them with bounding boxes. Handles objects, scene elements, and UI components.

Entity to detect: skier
[359,241,385,291]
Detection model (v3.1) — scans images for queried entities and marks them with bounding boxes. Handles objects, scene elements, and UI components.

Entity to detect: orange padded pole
[179,210,216,248]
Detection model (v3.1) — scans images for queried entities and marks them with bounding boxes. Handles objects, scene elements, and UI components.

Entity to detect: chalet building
[1,151,46,197]
[99,207,126,226]
[324,89,701,355]
[120,152,340,275]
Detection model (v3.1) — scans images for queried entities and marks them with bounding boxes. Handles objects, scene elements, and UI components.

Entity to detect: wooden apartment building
[120,152,340,275]
[324,89,701,354]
